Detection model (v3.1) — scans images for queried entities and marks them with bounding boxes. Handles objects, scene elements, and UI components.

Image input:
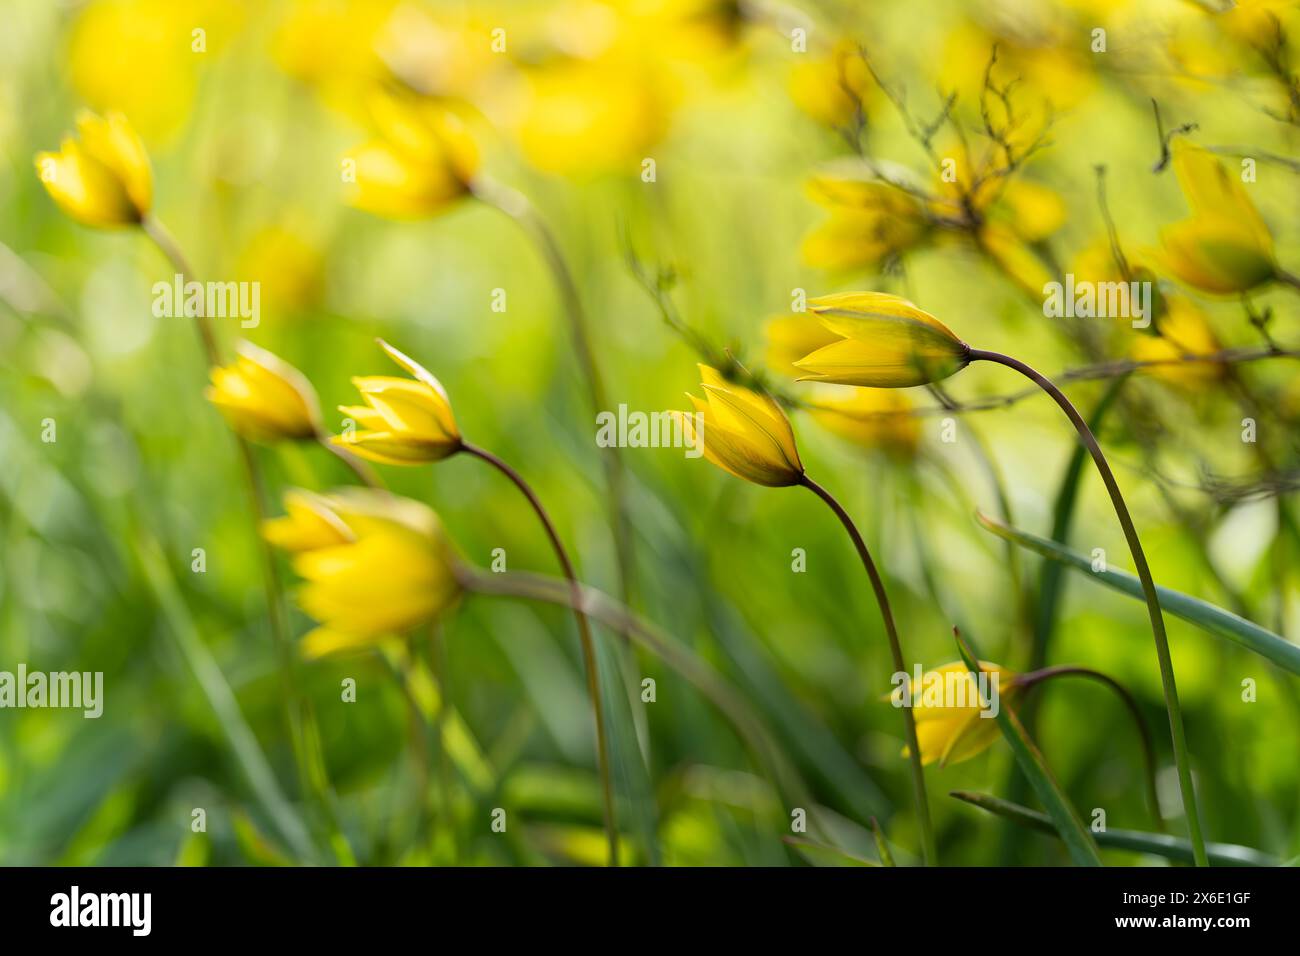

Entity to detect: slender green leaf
[135,526,319,863]
[953,631,1102,866]
[869,817,896,867]
[953,791,1276,866]
[978,512,1300,677]
[781,836,879,867]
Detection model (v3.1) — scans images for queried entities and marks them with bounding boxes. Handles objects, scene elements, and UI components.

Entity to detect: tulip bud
[897,661,1021,767]
[345,89,478,220]
[266,488,463,658]
[332,339,462,464]
[206,341,321,443]
[795,292,970,387]
[34,111,152,228]
[676,365,804,487]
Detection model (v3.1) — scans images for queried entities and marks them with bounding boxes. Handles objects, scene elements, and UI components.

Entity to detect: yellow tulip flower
[516,54,669,176]
[34,111,152,227]
[332,339,462,464]
[1131,296,1224,389]
[900,661,1021,767]
[802,174,929,271]
[988,179,1067,243]
[763,313,844,379]
[262,489,353,554]
[266,488,463,659]
[809,388,921,460]
[345,89,478,219]
[205,341,321,443]
[676,365,804,487]
[68,0,220,140]
[788,40,874,130]
[794,292,971,388]
[1159,142,1277,294]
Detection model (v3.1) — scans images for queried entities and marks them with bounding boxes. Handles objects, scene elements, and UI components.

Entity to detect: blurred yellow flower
[989,179,1067,242]
[1071,237,1170,342]
[789,40,874,130]
[1131,296,1224,389]
[237,226,325,318]
[979,222,1055,298]
[68,0,233,140]
[632,0,748,62]
[763,313,843,379]
[1220,0,1300,50]
[1159,142,1277,294]
[809,389,921,459]
[272,0,395,116]
[262,489,353,554]
[205,341,321,443]
[34,111,152,228]
[941,17,1092,116]
[901,661,1020,767]
[333,340,462,464]
[676,365,804,487]
[345,89,478,219]
[515,54,669,176]
[795,292,970,387]
[802,173,930,271]
[267,488,463,659]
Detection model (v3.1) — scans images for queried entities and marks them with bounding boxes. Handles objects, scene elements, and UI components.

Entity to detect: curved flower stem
[798,473,936,866]
[460,440,619,866]
[141,217,220,365]
[1018,665,1164,832]
[142,216,351,864]
[968,347,1207,866]
[471,177,636,605]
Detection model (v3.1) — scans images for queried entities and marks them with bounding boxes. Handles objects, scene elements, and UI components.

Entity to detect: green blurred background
[1,0,1298,865]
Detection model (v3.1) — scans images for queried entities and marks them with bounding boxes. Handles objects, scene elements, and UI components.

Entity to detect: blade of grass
[953,791,1276,866]
[953,629,1102,866]
[781,836,880,867]
[869,817,896,866]
[134,524,319,863]
[978,512,1300,677]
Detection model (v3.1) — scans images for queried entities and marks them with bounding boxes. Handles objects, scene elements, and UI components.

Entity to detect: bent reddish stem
[799,473,936,866]
[461,440,619,866]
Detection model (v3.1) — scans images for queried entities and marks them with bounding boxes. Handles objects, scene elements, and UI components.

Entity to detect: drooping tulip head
[265,488,463,659]
[205,341,321,443]
[34,111,153,227]
[332,339,462,465]
[897,661,1021,767]
[676,365,804,487]
[794,292,971,388]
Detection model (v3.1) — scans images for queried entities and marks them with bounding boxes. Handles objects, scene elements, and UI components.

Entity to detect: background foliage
[1,0,1298,866]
